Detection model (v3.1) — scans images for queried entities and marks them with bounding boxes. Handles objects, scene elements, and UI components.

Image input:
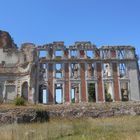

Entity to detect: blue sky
[1,0,140,56]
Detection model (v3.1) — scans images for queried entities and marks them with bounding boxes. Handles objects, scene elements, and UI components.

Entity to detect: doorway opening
[21,82,28,100]
[71,83,80,103]
[87,83,96,102]
[39,85,48,104]
[120,82,129,101]
[104,82,113,102]
[55,84,63,104]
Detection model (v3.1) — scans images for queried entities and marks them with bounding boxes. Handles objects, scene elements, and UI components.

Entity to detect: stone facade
[0,30,140,104]
[0,31,37,103]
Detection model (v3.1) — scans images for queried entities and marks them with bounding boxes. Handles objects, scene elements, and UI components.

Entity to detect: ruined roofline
[20,43,36,51]
[0,41,135,52]
[0,30,136,51]
[100,45,135,50]
[21,43,36,47]
[37,41,135,51]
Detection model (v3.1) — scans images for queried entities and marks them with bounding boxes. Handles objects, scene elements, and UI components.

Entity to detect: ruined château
[0,30,140,104]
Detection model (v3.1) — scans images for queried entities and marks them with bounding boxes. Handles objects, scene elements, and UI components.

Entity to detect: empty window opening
[103,63,112,77]
[71,63,79,79]
[102,50,110,59]
[43,89,48,103]
[39,50,47,58]
[71,83,80,103]
[104,82,113,102]
[120,82,129,101]
[39,85,48,104]
[118,49,126,59]
[87,83,96,102]
[55,84,63,104]
[55,63,62,78]
[119,63,127,78]
[87,63,95,78]
[42,63,47,69]
[40,63,47,71]
[86,50,94,59]
[55,50,63,58]
[21,82,28,100]
[40,63,47,80]
[71,50,78,58]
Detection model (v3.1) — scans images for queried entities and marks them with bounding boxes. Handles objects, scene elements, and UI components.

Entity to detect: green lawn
[0,116,140,140]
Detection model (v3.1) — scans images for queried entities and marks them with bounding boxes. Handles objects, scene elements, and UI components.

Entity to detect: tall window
[71,83,80,103]
[103,63,112,77]
[120,82,129,101]
[55,63,63,78]
[102,50,110,59]
[55,50,63,58]
[71,63,79,79]
[71,50,78,58]
[119,63,127,78]
[118,49,126,59]
[40,63,47,80]
[87,63,95,78]
[55,84,63,104]
[86,50,94,59]
[39,50,47,58]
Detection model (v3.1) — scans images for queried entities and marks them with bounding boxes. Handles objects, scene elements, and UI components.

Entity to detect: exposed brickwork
[80,50,85,58]
[0,31,139,104]
[48,63,53,103]
[112,63,120,101]
[64,63,70,102]
[96,63,104,102]
[80,63,87,102]
[95,49,100,58]
[111,50,116,58]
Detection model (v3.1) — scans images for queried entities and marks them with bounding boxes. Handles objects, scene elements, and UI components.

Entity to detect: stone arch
[21,82,28,100]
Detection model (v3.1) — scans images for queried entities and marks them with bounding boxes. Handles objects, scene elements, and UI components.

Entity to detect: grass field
[0,116,140,140]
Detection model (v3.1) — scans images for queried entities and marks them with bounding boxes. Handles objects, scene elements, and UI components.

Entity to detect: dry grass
[0,116,140,140]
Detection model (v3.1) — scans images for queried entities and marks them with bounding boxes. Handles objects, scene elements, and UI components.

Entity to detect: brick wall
[48,63,53,103]
[96,63,104,102]
[64,63,70,102]
[112,63,120,101]
[80,63,87,102]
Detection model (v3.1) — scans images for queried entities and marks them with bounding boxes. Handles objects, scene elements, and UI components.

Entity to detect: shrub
[105,93,113,102]
[71,98,75,103]
[14,97,26,106]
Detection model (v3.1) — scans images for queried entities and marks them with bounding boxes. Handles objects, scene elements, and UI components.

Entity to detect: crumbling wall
[0,31,37,103]
[0,30,140,104]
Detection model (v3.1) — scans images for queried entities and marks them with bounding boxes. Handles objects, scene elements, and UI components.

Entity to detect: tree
[88,83,96,102]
